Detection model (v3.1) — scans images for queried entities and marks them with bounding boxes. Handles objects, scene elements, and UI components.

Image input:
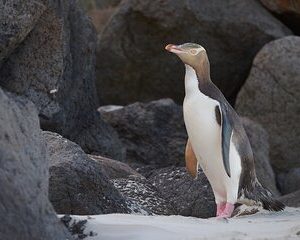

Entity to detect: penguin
[165,43,285,218]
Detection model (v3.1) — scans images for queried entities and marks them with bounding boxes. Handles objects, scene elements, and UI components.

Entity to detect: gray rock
[277,168,300,195]
[148,167,216,218]
[113,176,175,215]
[79,0,121,11]
[236,36,300,172]
[260,0,300,14]
[89,154,143,179]
[0,0,46,65]
[0,89,71,240]
[277,190,300,208]
[96,0,290,106]
[78,1,120,34]
[242,117,280,196]
[134,164,163,179]
[93,0,121,8]
[0,0,123,160]
[260,0,300,35]
[44,131,129,215]
[101,99,187,167]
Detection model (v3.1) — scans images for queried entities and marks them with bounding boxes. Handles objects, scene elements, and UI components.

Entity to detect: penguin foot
[216,203,235,219]
[216,202,226,217]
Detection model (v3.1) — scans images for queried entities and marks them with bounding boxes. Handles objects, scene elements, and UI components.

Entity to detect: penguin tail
[242,181,285,212]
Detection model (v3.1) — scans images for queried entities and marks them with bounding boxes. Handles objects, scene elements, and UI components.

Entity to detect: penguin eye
[189,49,198,55]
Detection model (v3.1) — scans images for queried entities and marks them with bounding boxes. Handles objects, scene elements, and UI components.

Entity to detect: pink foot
[216,202,226,217]
[216,203,235,219]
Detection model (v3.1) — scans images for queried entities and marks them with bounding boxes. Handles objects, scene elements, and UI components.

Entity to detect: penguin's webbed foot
[216,202,226,217]
[216,203,235,219]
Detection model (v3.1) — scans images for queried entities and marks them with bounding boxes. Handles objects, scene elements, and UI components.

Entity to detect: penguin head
[165,43,207,68]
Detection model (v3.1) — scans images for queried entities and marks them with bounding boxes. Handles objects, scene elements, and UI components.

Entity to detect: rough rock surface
[277,168,300,195]
[101,99,187,167]
[113,176,175,215]
[149,167,216,218]
[44,131,129,215]
[79,0,121,11]
[236,36,300,172]
[0,0,46,65]
[260,0,300,35]
[0,89,71,240]
[89,154,143,179]
[0,0,123,160]
[260,0,300,14]
[242,117,280,196]
[277,190,300,208]
[96,0,290,105]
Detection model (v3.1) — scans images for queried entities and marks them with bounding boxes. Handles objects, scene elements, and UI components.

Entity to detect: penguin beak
[165,44,184,54]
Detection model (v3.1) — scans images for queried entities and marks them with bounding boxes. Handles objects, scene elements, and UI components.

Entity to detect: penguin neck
[195,56,211,85]
[184,63,211,97]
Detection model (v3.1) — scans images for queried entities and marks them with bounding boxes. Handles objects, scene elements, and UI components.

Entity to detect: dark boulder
[236,36,300,172]
[148,167,216,218]
[0,0,123,160]
[79,0,121,11]
[96,0,290,106]
[44,131,129,215]
[277,190,300,208]
[0,89,71,240]
[277,168,300,195]
[0,0,46,65]
[78,0,121,34]
[89,154,143,179]
[101,99,187,167]
[113,176,175,215]
[260,0,300,35]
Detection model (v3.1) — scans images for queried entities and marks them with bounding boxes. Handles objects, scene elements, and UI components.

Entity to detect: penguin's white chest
[183,94,222,174]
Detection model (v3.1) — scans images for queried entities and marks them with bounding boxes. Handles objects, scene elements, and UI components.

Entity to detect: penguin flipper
[185,139,199,179]
[216,104,233,178]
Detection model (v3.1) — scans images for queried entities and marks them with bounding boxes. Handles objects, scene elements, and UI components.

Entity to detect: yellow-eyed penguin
[165,43,284,218]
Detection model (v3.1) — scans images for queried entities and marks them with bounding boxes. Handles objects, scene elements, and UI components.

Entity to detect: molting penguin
[165,43,285,218]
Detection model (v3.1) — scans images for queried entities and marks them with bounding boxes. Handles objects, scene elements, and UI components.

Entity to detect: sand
[67,207,300,240]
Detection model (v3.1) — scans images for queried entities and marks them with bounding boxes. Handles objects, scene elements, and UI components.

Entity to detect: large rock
[44,131,129,215]
[242,117,280,196]
[236,36,300,172]
[0,89,71,240]
[96,0,290,106]
[113,176,176,215]
[79,0,121,33]
[89,154,143,179]
[277,168,300,195]
[148,167,215,218]
[100,99,187,167]
[277,190,300,208]
[79,0,121,11]
[0,0,46,65]
[0,0,123,160]
[260,0,300,35]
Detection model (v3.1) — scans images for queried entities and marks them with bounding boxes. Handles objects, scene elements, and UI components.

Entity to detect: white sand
[68,208,300,240]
